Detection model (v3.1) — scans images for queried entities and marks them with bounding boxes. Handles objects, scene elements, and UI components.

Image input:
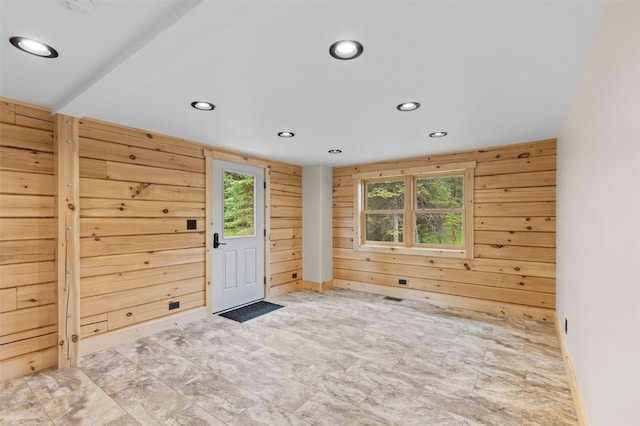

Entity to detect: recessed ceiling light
[397,102,420,112]
[429,131,448,138]
[278,132,295,138]
[191,101,215,111]
[328,149,342,154]
[10,37,59,58]
[329,40,363,60]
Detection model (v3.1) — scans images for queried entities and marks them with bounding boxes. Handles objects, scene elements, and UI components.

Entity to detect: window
[223,170,255,237]
[364,179,405,243]
[356,161,475,258]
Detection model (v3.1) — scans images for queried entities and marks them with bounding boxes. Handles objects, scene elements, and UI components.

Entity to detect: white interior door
[211,160,265,313]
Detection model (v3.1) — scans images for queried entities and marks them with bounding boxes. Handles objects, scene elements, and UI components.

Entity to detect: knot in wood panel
[67,203,75,211]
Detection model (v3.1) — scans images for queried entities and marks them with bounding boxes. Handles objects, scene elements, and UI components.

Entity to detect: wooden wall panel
[333,139,557,321]
[268,165,303,293]
[78,119,209,335]
[0,100,57,381]
[1,99,302,381]
[77,117,302,341]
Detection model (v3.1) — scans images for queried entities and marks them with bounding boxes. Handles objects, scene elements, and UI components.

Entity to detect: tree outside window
[356,162,475,258]
[364,180,405,243]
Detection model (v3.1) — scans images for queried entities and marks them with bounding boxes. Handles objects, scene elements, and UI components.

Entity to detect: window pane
[366,180,405,210]
[365,213,404,242]
[223,171,255,237]
[416,212,463,246]
[416,176,463,209]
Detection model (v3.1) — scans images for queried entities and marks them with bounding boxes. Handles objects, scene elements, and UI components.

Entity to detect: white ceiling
[1,0,604,166]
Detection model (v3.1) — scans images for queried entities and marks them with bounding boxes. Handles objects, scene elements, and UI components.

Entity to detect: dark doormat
[219,301,284,323]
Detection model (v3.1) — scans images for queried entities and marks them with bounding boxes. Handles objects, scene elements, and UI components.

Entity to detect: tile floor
[1,289,577,425]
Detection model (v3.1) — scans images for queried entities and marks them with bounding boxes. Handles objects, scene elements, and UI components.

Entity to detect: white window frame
[354,161,475,259]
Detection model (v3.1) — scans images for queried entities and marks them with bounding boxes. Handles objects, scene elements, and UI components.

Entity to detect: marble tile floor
[1,289,577,425]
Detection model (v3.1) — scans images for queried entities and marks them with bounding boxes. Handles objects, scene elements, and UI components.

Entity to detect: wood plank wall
[333,139,557,321]
[0,98,302,382]
[267,163,303,295]
[77,118,303,336]
[77,118,208,338]
[0,100,57,381]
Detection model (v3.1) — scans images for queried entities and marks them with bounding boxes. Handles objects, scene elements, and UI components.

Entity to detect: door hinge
[264,229,266,237]
[264,276,266,285]
[264,181,266,189]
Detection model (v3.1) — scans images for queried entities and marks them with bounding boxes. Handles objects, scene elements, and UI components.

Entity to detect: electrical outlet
[169,301,180,310]
[398,279,407,285]
[186,219,197,230]
[292,273,298,279]
[564,318,568,334]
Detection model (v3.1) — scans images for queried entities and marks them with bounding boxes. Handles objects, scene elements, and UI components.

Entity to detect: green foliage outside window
[416,176,463,209]
[223,171,255,237]
[366,213,404,242]
[415,176,464,246]
[363,175,464,247]
[366,180,405,210]
[365,180,405,242]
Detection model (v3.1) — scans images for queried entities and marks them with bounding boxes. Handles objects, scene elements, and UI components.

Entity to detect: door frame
[204,151,271,316]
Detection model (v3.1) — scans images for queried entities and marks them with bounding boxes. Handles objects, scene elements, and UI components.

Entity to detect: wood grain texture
[0,98,304,382]
[80,198,205,218]
[81,232,205,258]
[0,261,56,289]
[80,217,204,237]
[16,282,55,309]
[0,288,16,312]
[0,304,56,336]
[333,139,556,313]
[0,102,58,388]
[56,114,81,369]
[80,118,204,159]
[80,137,204,173]
[0,218,56,241]
[79,178,204,202]
[80,248,203,278]
[81,262,204,298]
[0,347,56,382]
[75,118,302,349]
[81,276,204,317]
[0,146,53,174]
[0,194,55,217]
[0,171,55,196]
[0,123,54,152]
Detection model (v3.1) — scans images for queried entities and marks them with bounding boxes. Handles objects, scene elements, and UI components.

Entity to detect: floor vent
[383,296,403,302]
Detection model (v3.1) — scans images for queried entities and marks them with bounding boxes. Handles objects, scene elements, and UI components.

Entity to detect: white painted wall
[302,165,333,283]
[557,1,640,424]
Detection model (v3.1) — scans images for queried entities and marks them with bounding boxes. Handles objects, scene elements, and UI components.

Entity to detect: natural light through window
[355,162,475,258]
